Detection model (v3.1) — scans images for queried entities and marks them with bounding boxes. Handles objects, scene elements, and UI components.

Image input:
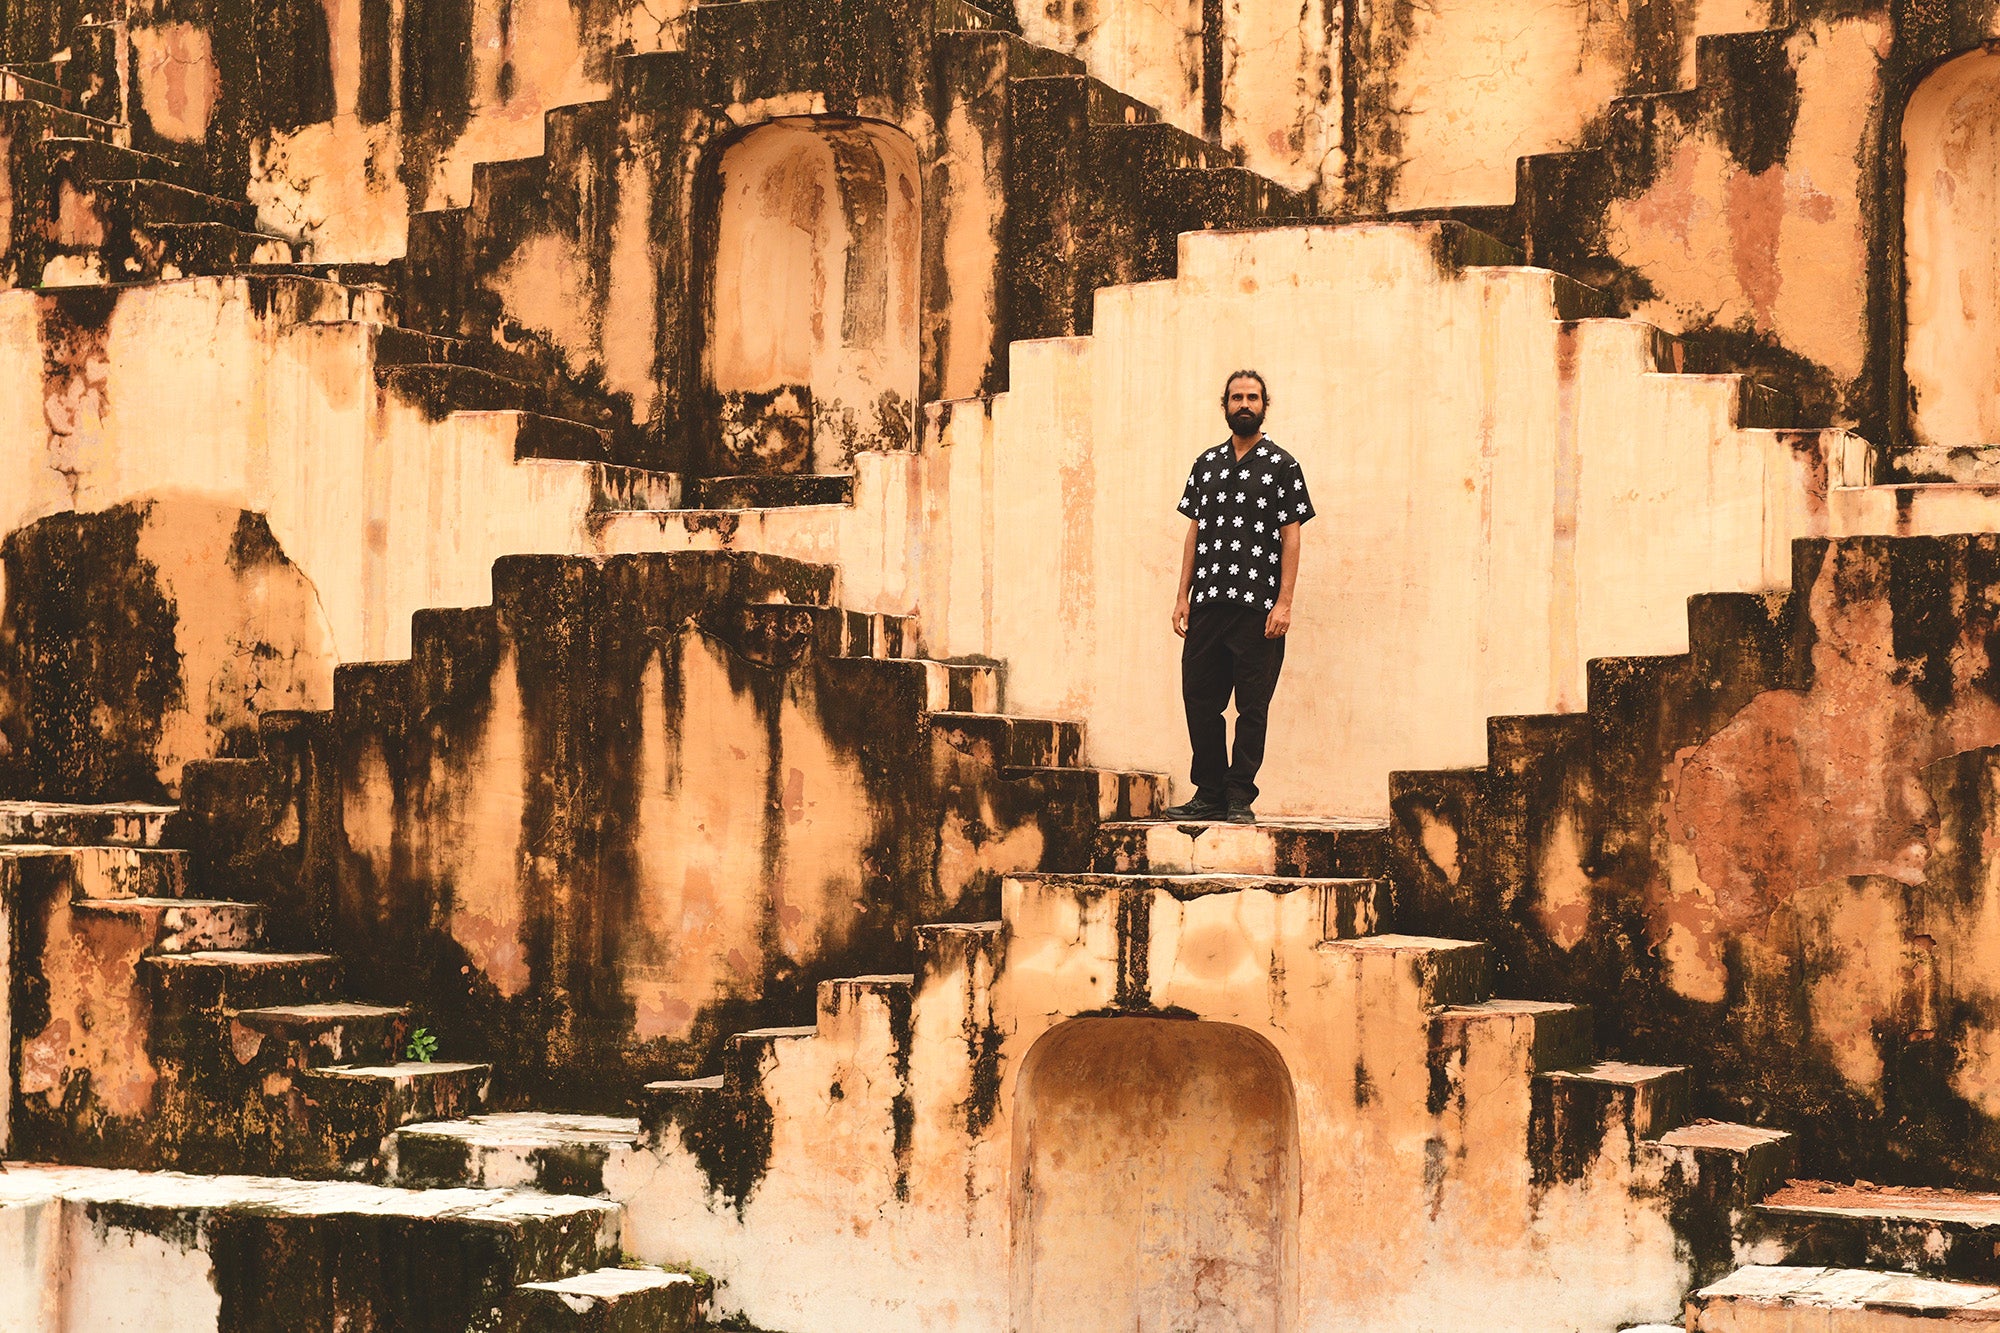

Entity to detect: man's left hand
[1265,602,1292,638]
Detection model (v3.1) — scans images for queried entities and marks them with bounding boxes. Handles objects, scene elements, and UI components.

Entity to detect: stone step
[71,897,265,953]
[1093,815,1391,877]
[1093,117,1216,174]
[1685,1265,2000,1328]
[839,609,916,659]
[378,361,539,416]
[0,800,177,847]
[229,1001,411,1069]
[1316,934,1490,1007]
[0,844,192,898]
[1531,1062,1692,1183]
[391,1112,645,1195]
[931,712,1082,768]
[681,473,856,510]
[589,464,681,512]
[1008,871,1380,940]
[0,94,120,144]
[641,1073,725,1129]
[508,1266,707,1332]
[94,176,258,230]
[1008,71,1158,126]
[0,67,71,107]
[995,766,1168,821]
[299,1062,494,1145]
[144,949,345,1014]
[140,221,297,277]
[1433,999,1594,1072]
[1888,444,2000,484]
[0,1164,621,1327]
[817,972,914,1027]
[921,660,1001,713]
[32,136,189,185]
[1655,1120,1797,1212]
[1756,1181,2000,1283]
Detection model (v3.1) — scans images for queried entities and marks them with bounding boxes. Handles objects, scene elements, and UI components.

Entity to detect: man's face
[1225,380,1266,436]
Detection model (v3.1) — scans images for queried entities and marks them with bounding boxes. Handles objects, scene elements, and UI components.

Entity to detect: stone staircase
[1380,24,1799,307]
[0,21,305,288]
[388,0,1314,478]
[1676,1181,2000,1327]
[0,1161,706,1331]
[0,800,489,1178]
[631,817,1792,1330]
[146,547,1161,1105]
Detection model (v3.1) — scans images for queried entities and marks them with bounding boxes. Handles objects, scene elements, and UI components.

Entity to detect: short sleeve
[1280,459,1314,527]
[1177,467,1199,517]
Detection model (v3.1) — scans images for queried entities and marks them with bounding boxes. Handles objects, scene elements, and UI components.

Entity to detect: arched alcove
[1903,45,2000,447]
[1010,1017,1300,1332]
[701,117,921,476]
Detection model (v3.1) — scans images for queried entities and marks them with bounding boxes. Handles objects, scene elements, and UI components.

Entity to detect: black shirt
[1176,437,1315,612]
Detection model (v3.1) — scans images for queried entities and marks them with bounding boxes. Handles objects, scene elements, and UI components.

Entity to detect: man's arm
[1174,519,1197,637]
[1266,521,1301,638]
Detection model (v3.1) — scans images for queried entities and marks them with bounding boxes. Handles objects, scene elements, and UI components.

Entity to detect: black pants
[1181,606,1286,807]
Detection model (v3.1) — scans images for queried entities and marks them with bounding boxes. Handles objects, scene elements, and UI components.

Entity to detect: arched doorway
[701,118,921,476]
[1010,1017,1300,1332]
[1903,45,2000,448]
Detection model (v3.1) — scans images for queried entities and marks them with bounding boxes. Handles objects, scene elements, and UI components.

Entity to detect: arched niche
[1010,1016,1301,1332]
[701,117,921,476]
[1904,44,2000,448]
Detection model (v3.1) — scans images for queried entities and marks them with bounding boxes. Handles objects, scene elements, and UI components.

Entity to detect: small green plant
[404,1027,438,1063]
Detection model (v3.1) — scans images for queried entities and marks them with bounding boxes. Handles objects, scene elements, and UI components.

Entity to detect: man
[1159,370,1314,824]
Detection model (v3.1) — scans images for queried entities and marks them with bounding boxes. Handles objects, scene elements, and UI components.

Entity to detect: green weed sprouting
[405,1027,439,1063]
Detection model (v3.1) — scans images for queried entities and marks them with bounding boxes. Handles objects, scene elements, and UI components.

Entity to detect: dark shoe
[1226,806,1257,824]
[1158,797,1228,821]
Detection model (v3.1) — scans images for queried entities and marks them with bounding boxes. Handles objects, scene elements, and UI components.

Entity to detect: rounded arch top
[698,115,924,475]
[1901,41,2000,449]
[1009,1015,1302,1333]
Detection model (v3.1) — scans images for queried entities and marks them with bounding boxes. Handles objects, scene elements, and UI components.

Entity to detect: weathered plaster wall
[0,502,334,800]
[206,0,687,258]
[917,224,1847,815]
[1015,0,1206,138]
[1389,534,2000,1186]
[0,277,650,796]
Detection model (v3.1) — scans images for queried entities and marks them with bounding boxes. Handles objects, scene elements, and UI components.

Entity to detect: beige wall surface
[917,224,1835,815]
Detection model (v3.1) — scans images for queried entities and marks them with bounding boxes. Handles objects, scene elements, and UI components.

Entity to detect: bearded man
[1159,370,1315,824]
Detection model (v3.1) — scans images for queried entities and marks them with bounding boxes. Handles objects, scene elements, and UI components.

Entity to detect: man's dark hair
[1221,369,1270,407]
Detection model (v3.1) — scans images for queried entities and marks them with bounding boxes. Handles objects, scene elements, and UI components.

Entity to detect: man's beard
[1228,407,1265,436]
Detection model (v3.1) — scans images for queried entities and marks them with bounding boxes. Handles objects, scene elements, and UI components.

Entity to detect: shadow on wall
[700,117,921,477]
[1010,1017,1301,1332]
[0,498,336,801]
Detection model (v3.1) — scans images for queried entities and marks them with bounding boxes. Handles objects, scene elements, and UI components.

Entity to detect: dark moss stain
[1113,889,1150,1009]
[0,504,182,802]
[887,980,915,1202]
[396,0,477,213]
[1887,536,1954,709]
[1708,30,1800,175]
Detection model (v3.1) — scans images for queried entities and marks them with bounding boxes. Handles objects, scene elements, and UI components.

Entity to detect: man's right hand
[1173,597,1190,638]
